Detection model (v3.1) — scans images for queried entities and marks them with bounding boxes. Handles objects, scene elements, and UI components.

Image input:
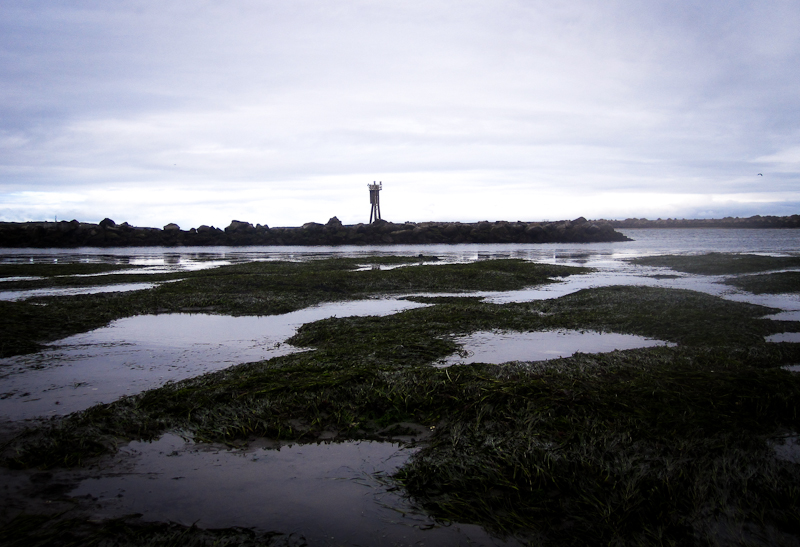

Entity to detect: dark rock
[0,216,641,247]
[442,223,460,236]
[226,220,254,233]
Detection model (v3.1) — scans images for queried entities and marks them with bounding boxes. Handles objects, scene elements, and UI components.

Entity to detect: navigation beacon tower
[368,181,382,223]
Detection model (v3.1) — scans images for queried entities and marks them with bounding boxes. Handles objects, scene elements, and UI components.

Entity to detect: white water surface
[0,281,164,301]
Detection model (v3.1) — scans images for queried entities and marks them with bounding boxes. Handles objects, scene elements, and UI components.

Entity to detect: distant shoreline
[602,214,799,229]
[0,214,796,248]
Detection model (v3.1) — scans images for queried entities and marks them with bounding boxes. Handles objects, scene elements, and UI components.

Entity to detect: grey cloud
[1,0,799,225]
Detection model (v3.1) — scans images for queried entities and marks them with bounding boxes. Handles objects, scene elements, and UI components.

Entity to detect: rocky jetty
[0,217,629,248]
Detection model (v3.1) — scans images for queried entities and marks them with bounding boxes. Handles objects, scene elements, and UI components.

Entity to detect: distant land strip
[0,214,796,248]
[604,214,800,229]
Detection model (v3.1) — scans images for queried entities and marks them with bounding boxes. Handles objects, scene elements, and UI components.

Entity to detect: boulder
[226,220,254,232]
[442,223,460,236]
[163,223,180,231]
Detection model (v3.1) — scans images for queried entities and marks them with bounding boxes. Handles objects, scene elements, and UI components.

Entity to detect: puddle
[765,311,800,321]
[766,333,800,344]
[0,299,426,420]
[436,329,674,366]
[782,365,800,372]
[772,434,800,464]
[69,434,518,547]
[0,282,165,301]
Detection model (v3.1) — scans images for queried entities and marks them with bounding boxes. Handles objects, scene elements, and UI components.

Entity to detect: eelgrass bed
[630,252,800,296]
[629,253,800,276]
[0,514,303,547]
[3,257,800,546]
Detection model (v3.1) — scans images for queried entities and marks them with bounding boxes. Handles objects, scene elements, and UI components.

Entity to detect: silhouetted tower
[369,181,382,223]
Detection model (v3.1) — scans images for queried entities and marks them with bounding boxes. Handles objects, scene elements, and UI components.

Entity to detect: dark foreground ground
[1,254,800,546]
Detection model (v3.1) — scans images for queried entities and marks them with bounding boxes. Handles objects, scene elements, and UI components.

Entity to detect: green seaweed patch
[630,252,800,275]
[726,271,800,295]
[5,266,800,544]
[526,285,782,346]
[3,286,792,469]
[0,258,586,358]
[6,345,800,545]
[292,286,783,351]
[395,348,800,545]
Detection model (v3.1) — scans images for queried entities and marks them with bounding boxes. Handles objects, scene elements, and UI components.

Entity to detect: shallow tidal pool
[67,435,519,547]
[436,329,675,367]
[0,298,425,420]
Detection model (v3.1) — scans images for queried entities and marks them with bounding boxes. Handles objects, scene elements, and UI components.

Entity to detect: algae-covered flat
[0,257,586,358]
[726,271,800,294]
[4,257,800,546]
[630,252,800,275]
[0,514,300,547]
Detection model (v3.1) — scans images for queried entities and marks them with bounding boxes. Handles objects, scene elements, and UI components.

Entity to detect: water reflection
[0,282,164,302]
[436,329,674,367]
[1,228,797,271]
[69,435,518,547]
[766,332,800,344]
[0,299,426,420]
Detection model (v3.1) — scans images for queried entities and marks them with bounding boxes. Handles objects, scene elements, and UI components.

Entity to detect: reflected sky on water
[1,228,798,270]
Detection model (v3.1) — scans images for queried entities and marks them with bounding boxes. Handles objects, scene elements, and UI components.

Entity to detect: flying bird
[758,173,763,176]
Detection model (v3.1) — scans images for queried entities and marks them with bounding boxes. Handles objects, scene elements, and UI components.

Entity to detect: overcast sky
[1,1,799,229]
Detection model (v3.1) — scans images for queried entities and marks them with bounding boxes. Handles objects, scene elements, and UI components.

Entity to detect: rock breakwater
[0,216,629,248]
